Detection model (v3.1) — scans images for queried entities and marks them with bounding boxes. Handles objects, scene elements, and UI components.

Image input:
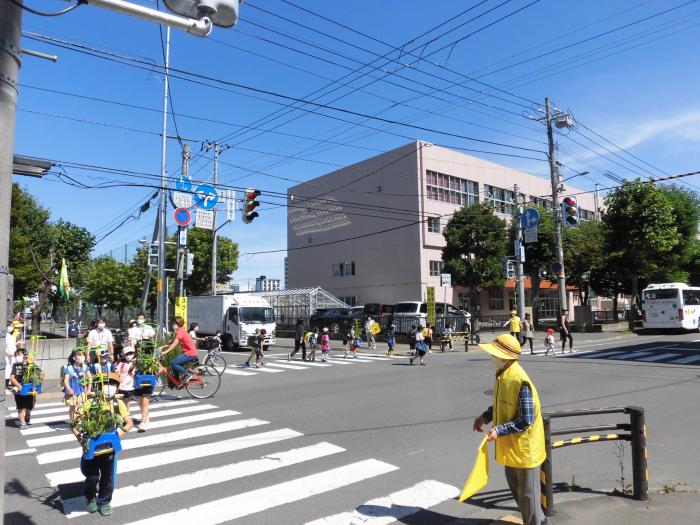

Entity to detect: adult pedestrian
[288,319,306,361]
[244,329,266,368]
[521,313,535,354]
[86,318,114,361]
[128,313,156,349]
[408,323,417,355]
[504,310,522,344]
[365,317,376,350]
[473,334,547,525]
[557,310,574,353]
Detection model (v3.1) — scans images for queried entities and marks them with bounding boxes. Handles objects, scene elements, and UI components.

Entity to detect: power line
[8,0,82,17]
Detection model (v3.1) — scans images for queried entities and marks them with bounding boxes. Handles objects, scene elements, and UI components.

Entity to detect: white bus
[642,283,700,331]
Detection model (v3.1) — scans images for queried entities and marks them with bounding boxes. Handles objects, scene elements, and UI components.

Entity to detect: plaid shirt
[482,382,535,436]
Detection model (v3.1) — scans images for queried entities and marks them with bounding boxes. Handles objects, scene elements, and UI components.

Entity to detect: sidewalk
[487,492,700,524]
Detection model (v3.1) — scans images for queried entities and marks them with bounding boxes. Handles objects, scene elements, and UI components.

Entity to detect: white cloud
[614,110,700,150]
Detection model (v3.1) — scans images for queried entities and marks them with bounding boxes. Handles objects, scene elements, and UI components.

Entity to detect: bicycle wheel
[185,364,221,399]
[150,374,167,402]
[204,353,227,375]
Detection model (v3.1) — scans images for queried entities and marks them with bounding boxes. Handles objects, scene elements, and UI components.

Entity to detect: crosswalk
[564,347,700,365]
[223,352,398,378]
[5,395,458,524]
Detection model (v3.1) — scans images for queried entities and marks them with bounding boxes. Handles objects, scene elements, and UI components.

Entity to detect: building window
[426,170,478,206]
[429,260,443,277]
[333,261,356,277]
[488,288,504,310]
[530,196,552,209]
[339,296,357,306]
[580,209,595,221]
[537,291,559,321]
[427,216,441,233]
[485,185,519,215]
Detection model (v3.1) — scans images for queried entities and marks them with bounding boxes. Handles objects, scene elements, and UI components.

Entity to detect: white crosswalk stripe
[306,479,459,525]
[124,459,399,525]
[223,367,258,376]
[637,353,681,362]
[263,361,310,370]
[9,395,461,524]
[62,442,346,518]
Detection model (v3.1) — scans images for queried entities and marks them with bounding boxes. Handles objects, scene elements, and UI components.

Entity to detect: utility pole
[176,144,190,297]
[594,183,601,221]
[514,184,526,322]
[545,97,568,312]
[140,215,159,314]
[0,2,22,512]
[156,26,171,334]
[203,141,229,296]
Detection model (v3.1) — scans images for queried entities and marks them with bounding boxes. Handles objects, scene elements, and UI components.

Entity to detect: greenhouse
[250,287,349,330]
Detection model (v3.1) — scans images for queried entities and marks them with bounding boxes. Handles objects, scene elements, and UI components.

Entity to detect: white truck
[187,294,276,350]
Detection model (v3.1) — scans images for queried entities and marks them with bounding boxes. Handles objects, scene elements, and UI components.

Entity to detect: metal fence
[592,310,630,324]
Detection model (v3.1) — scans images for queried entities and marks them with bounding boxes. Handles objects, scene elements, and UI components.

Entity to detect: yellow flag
[459,437,490,502]
[370,322,381,335]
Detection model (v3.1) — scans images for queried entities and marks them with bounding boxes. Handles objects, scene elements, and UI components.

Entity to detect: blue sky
[13,0,700,287]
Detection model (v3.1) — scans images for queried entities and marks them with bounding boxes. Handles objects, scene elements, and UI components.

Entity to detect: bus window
[643,289,679,301]
[683,290,700,305]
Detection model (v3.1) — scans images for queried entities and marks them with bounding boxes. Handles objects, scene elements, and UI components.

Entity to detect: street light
[164,0,241,27]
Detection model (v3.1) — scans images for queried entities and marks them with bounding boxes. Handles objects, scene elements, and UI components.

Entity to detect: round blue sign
[194,184,219,210]
[550,260,563,274]
[522,207,541,228]
[173,207,191,226]
[175,176,192,193]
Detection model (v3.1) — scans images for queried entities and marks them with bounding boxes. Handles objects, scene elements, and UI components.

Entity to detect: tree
[564,219,605,306]
[442,203,508,309]
[82,257,142,328]
[184,229,239,296]
[10,185,95,333]
[602,180,682,310]
[509,205,556,326]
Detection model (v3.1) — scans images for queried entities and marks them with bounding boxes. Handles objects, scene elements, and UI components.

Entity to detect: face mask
[124,354,133,362]
[7,326,13,334]
[137,319,145,325]
[74,357,83,366]
[490,356,508,370]
[105,385,118,398]
[172,324,178,331]
[98,323,106,330]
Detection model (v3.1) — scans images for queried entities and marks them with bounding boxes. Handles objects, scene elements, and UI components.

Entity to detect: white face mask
[137,319,145,325]
[124,354,133,362]
[490,356,509,370]
[98,323,106,330]
[172,324,178,331]
[105,385,118,398]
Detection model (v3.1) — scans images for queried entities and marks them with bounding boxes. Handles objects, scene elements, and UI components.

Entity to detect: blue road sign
[175,175,192,193]
[522,207,541,228]
[550,260,563,274]
[194,184,219,210]
[173,207,192,227]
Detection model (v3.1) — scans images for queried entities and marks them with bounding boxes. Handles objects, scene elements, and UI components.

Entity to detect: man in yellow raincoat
[473,334,546,525]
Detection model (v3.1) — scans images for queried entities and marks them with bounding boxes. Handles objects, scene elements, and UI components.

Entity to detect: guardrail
[540,406,648,518]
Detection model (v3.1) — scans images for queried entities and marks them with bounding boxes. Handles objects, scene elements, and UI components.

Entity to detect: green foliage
[135,351,161,375]
[564,220,605,304]
[442,203,508,292]
[82,256,141,326]
[22,363,43,386]
[184,229,239,296]
[71,399,124,440]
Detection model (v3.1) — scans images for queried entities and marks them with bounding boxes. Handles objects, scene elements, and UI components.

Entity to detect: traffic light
[185,252,195,277]
[561,196,579,227]
[148,246,159,268]
[502,258,515,279]
[242,188,260,224]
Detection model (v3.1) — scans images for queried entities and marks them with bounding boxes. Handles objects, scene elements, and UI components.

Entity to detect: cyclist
[160,316,198,385]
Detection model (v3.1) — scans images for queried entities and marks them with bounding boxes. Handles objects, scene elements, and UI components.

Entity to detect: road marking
[223,368,258,376]
[329,357,369,363]
[137,403,225,420]
[21,424,70,436]
[578,351,626,359]
[609,352,652,360]
[669,355,700,365]
[263,362,310,370]
[305,479,459,525]
[5,448,37,457]
[250,366,283,373]
[37,418,269,464]
[123,459,399,525]
[46,428,304,486]
[27,410,240,448]
[287,360,332,367]
[7,405,72,418]
[63,442,346,518]
[637,353,680,362]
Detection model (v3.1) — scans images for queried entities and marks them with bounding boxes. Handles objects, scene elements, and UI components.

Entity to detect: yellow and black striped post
[540,416,555,517]
[628,407,649,501]
[551,433,625,449]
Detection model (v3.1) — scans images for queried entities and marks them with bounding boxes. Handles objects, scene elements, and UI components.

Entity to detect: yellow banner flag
[459,437,490,502]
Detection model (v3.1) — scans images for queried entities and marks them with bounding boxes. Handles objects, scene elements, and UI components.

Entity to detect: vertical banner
[175,296,188,327]
[427,286,436,327]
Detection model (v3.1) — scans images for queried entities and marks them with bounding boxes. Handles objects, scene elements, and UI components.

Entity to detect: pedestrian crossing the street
[5,396,459,524]
[561,346,700,365]
[223,352,399,378]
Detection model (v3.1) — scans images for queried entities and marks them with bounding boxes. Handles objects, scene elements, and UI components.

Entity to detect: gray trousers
[505,465,546,525]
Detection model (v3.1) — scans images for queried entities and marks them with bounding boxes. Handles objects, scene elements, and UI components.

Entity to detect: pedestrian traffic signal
[561,196,579,227]
[185,252,195,277]
[242,188,260,224]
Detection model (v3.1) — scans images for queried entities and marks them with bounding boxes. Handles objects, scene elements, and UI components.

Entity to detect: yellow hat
[510,310,517,315]
[13,320,24,328]
[478,334,522,360]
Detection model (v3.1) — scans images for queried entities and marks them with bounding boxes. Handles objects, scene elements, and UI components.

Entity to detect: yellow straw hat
[478,334,522,360]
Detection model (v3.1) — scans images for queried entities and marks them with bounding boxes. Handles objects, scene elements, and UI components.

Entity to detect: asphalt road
[4,330,700,524]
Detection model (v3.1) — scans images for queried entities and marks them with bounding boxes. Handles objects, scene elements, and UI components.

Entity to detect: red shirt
[176,327,198,357]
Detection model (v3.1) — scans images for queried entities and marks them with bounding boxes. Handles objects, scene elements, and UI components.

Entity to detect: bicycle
[201,336,226,375]
[151,357,221,401]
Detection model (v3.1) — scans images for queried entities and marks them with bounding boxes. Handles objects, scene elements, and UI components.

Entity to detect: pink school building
[286,142,596,320]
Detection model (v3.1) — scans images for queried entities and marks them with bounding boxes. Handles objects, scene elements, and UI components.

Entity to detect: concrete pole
[514,184,526,324]
[177,144,189,297]
[156,26,171,333]
[594,183,601,221]
[0,0,22,514]
[211,144,218,295]
[546,97,568,312]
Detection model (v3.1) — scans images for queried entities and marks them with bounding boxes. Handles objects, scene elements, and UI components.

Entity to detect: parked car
[392,301,471,333]
[310,308,355,334]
